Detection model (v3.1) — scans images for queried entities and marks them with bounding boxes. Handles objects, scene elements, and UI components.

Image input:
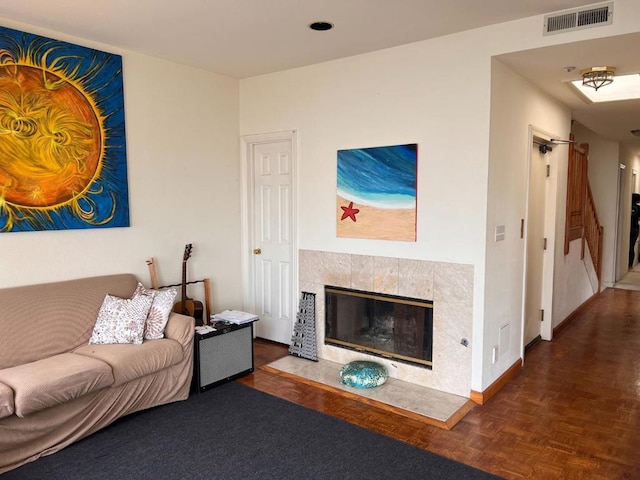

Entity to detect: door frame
[240,130,298,334]
[614,163,626,282]
[521,126,559,360]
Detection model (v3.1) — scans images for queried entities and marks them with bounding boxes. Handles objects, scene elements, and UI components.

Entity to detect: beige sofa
[0,274,195,473]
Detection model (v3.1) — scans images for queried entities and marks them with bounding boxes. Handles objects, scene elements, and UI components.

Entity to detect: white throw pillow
[89,292,153,345]
[134,283,178,340]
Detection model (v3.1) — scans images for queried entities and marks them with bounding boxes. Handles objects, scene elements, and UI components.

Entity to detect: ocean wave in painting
[337,144,417,209]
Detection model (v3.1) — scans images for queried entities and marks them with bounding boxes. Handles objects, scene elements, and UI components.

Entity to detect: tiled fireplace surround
[299,250,474,398]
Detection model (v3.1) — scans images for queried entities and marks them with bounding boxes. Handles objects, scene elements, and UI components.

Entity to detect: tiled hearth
[297,250,474,398]
[264,355,474,428]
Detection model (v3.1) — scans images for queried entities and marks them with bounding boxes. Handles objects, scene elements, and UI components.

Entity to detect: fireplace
[299,249,474,397]
[324,286,433,368]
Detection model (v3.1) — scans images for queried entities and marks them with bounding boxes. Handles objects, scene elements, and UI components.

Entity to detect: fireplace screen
[325,286,433,368]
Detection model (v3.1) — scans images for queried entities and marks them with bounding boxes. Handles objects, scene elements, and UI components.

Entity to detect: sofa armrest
[164,313,195,349]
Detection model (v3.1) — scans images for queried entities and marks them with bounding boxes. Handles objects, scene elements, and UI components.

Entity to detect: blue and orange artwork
[336,143,417,241]
[0,25,129,232]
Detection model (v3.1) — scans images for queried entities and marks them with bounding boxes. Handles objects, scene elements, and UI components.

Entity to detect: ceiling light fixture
[581,66,616,90]
[309,21,334,31]
[570,73,640,103]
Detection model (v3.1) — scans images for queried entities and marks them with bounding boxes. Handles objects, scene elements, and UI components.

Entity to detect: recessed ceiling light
[631,129,640,137]
[569,73,640,103]
[309,21,334,31]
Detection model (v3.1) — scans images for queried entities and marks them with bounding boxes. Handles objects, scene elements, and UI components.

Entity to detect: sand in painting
[336,195,416,241]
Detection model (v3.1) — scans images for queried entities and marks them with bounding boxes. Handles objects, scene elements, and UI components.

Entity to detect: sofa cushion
[0,382,14,419]
[74,338,183,387]
[89,292,154,345]
[133,283,179,340]
[0,353,114,417]
[0,274,139,369]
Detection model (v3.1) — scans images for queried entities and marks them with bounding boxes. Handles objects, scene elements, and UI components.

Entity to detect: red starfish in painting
[340,201,360,222]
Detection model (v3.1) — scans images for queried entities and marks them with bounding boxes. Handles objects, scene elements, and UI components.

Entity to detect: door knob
[253,248,262,255]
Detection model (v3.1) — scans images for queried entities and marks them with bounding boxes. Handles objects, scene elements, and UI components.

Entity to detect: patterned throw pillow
[89,292,154,345]
[134,283,178,340]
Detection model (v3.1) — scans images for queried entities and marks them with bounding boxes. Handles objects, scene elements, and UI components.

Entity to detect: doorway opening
[522,129,558,359]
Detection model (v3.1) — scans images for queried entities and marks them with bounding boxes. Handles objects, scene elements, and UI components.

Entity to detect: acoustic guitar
[172,244,204,326]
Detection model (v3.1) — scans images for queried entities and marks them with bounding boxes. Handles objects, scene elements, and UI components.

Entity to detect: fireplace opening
[324,286,433,368]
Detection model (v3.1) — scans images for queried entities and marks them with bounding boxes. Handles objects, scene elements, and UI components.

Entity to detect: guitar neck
[181,260,188,303]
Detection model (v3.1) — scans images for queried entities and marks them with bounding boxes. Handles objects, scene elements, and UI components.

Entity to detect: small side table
[192,320,256,392]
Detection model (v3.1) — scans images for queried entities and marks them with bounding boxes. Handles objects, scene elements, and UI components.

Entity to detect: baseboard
[525,335,541,351]
[254,337,289,347]
[470,358,523,405]
[553,290,600,337]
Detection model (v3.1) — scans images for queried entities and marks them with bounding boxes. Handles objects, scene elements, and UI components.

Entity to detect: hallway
[614,264,640,291]
[243,288,640,479]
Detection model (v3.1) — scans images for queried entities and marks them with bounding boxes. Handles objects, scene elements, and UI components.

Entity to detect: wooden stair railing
[564,135,588,253]
[581,182,604,291]
[564,134,603,289]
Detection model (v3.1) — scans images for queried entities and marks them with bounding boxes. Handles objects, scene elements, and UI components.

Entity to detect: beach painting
[336,144,417,241]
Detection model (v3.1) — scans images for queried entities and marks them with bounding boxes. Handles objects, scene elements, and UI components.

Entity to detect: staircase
[582,182,604,291]
[564,134,603,291]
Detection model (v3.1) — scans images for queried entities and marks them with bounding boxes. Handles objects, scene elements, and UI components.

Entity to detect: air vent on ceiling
[543,2,613,35]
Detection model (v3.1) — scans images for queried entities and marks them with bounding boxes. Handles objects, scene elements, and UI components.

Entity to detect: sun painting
[0,25,129,232]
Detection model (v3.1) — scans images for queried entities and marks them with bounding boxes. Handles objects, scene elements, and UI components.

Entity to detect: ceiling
[0,0,637,155]
[0,0,593,78]
[497,32,640,156]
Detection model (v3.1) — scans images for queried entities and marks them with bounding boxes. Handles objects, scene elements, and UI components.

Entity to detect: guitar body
[174,244,205,326]
[173,298,204,324]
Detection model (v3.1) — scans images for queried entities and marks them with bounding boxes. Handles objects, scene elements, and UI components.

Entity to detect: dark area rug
[2,382,502,480]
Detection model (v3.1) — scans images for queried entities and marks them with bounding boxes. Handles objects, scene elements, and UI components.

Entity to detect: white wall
[241,34,491,264]
[240,33,493,393]
[552,238,597,324]
[571,122,620,288]
[486,59,570,380]
[240,0,640,391]
[0,19,243,313]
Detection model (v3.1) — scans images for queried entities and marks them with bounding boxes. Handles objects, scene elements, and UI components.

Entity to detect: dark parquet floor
[237,287,640,479]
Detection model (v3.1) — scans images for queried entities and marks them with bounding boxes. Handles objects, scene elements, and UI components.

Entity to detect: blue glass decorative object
[339,360,388,388]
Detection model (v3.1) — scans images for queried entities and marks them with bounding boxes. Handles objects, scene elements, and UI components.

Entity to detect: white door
[249,138,295,344]
[523,142,548,347]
